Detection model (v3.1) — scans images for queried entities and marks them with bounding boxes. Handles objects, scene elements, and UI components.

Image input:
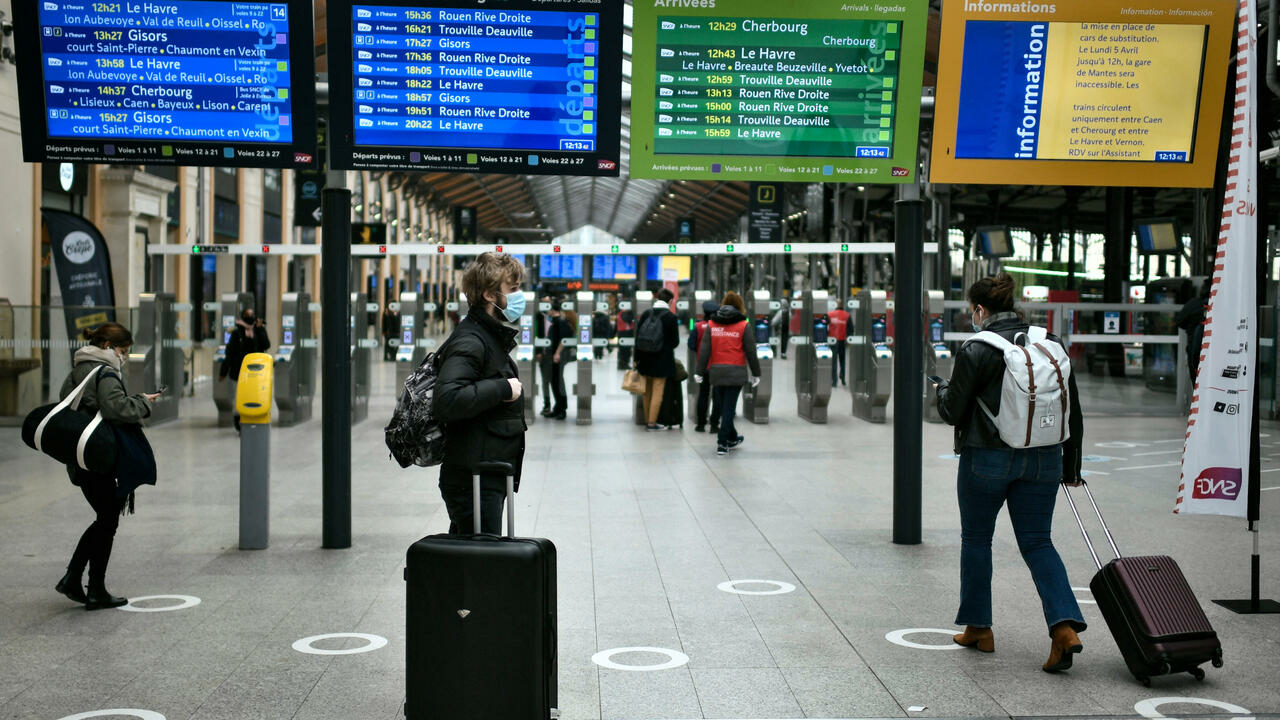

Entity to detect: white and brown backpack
[965,326,1072,448]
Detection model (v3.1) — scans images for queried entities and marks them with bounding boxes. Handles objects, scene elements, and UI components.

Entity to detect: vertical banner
[1176,0,1256,517]
[42,208,117,340]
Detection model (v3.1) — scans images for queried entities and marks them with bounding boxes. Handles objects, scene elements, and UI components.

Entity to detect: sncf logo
[891,167,910,177]
[1192,467,1243,501]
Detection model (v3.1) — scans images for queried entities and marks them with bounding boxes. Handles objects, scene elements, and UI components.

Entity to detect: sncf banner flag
[42,208,117,341]
[1176,0,1256,517]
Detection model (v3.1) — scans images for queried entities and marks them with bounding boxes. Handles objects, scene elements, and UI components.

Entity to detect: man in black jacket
[221,307,271,432]
[433,253,527,534]
[634,287,680,430]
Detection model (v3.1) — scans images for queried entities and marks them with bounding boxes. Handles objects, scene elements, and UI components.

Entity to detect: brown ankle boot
[953,626,994,653]
[1043,622,1083,672]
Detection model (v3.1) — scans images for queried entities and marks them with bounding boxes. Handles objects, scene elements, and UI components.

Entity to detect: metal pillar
[893,198,925,546]
[321,187,352,549]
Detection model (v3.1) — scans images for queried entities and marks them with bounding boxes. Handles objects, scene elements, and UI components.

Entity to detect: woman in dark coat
[433,253,528,534]
[56,322,160,610]
[634,287,680,430]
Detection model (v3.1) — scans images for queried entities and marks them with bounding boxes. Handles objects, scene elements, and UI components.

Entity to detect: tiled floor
[2,353,1278,720]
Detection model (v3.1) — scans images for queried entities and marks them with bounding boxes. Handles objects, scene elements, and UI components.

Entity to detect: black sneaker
[728,435,745,450]
[695,424,705,433]
[716,444,728,456]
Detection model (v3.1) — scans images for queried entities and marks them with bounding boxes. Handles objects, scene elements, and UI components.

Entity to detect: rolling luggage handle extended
[1061,481,1122,571]
[473,460,516,536]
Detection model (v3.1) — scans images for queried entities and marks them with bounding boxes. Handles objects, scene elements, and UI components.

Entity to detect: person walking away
[547,305,571,420]
[688,300,722,433]
[828,301,850,387]
[592,310,611,360]
[772,302,791,360]
[535,296,554,416]
[55,322,161,610]
[696,292,761,455]
[1174,282,1210,386]
[634,288,680,430]
[615,307,635,370]
[381,305,401,362]
[221,307,271,432]
[432,252,528,534]
[934,272,1087,672]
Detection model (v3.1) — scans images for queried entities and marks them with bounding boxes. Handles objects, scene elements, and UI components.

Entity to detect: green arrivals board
[631,0,927,183]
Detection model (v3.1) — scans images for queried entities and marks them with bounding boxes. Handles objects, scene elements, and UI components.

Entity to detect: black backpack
[634,310,666,353]
[384,347,447,468]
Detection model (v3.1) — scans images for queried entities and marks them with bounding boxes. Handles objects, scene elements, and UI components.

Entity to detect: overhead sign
[12,0,318,168]
[748,182,784,244]
[930,0,1236,187]
[353,222,387,244]
[629,0,927,183]
[326,0,623,175]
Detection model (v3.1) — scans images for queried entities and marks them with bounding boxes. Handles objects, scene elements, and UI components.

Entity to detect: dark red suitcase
[1064,483,1223,686]
[406,462,558,719]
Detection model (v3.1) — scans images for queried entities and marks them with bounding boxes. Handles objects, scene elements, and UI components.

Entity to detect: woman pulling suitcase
[934,273,1088,672]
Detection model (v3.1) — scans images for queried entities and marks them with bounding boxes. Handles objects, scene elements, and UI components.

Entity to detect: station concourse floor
[2,353,1279,720]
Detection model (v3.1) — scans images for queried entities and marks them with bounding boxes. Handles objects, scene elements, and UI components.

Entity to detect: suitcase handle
[1061,481,1122,570]
[472,464,516,537]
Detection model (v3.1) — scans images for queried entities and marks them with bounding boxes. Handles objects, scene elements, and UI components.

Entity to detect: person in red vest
[696,291,762,456]
[827,301,851,387]
[688,300,722,432]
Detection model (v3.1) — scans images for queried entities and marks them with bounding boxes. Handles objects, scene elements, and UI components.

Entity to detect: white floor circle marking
[56,710,166,720]
[291,633,388,656]
[117,595,201,613]
[1135,697,1253,720]
[1072,586,1098,605]
[884,628,965,650]
[717,579,796,596]
[591,646,690,671]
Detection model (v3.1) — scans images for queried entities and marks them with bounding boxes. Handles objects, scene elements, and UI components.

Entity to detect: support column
[893,194,925,546]
[321,187,352,549]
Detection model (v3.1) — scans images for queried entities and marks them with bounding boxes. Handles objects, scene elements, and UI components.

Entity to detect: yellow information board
[930,0,1236,187]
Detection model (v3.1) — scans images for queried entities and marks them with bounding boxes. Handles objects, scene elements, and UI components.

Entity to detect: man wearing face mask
[221,306,271,432]
[432,253,528,534]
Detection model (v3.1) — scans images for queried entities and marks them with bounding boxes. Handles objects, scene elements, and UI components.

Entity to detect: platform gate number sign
[1104,311,1121,334]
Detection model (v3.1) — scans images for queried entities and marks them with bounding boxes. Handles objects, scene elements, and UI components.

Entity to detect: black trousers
[551,359,568,414]
[712,385,743,446]
[831,339,848,385]
[695,380,721,426]
[439,465,507,535]
[539,355,555,410]
[68,469,125,585]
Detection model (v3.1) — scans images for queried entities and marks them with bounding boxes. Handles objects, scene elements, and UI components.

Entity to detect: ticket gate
[395,292,434,389]
[743,290,777,424]
[516,291,538,425]
[127,292,181,426]
[631,291,654,426]
[686,290,713,422]
[852,290,893,423]
[923,290,953,424]
[351,292,376,424]
[795,290,833,423]
[213,292,254,427]
[573,291,595,425]
[273,292,315,426]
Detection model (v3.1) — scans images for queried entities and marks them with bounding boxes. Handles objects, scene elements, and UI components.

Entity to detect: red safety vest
[708,321,748,366]
[828,309,850,341]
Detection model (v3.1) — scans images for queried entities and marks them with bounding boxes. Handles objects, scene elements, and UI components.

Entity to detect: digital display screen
[872,319,886,344]
[539,254,583,280]
[754,321,770,345]
[813,319,828,344]
[930,320,943,343]
[283,330,294,345]
[977,227,1013,258]
[629,0,927,182]
[644,255,692,282]
[592,254,638,280]
[1136,219,1181,254]
[930,0,1235,187]
[13,0,318,167]
[326,0,623,175]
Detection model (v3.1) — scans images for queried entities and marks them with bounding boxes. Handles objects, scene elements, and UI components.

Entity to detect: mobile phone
[927,375,944,386]
[156,385,168,395]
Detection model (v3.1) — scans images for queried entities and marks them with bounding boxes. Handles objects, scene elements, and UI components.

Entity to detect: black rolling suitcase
[657,377,683,428]
[406,461,558,719]
[1062,483,1223,686]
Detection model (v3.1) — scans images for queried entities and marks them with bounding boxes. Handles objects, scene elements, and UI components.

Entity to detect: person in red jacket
[688,300,722,432]
[696,291,762,456]
[827,302,851,387]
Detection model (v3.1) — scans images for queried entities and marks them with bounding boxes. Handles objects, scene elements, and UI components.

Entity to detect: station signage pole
[893,191,925,545]
[321,183,353,549]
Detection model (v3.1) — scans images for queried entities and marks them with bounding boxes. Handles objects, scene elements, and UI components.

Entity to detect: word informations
[327,0,622,175]
[931,0,1235,187]
[631,0,927,183]
[13,0,317,167]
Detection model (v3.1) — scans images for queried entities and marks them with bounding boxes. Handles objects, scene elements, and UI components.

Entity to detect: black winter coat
[634,306,680,378]
[433,309,527,489]
[936,314,1084,482]
[222,323,271,379]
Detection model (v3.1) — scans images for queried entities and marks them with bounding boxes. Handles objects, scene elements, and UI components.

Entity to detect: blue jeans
[712,384,741,446]
[956,446,1086,634]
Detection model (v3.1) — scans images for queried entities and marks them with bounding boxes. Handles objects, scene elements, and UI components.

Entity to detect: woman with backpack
[633,288,680,430]
[55,322,161,610]
[934,272,1088,673]
[695,292,761,455]
[433,253,527,534]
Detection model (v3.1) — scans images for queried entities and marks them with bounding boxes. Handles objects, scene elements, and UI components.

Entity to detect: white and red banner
[1176,0,1257,517]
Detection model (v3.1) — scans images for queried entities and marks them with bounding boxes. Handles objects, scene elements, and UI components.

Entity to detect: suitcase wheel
[1190,667,1206,681]
[1212,656,1224,669]
[1139,676,1152,687]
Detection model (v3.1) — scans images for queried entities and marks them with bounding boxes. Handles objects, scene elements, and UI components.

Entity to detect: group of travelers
[45,253,1090,674]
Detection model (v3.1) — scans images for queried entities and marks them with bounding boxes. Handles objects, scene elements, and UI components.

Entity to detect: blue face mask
[501,291,525,322]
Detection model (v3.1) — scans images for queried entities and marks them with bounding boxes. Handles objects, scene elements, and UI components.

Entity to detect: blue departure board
[12,0,317,167]
[592,255,637,281]
[327,0,622,176]
[540,254,582,280]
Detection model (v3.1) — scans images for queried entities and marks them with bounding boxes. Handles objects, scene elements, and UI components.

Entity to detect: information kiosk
[395,292,429,390]
[516,291,538,425]
[573,291,595,425]
[852,290,892,423]
[127,293,180,426]
[687,289,713,423]
[213,292,254,427]
[631,291,654,426]
[923,290,952,424]
[795,290,833,424]
[742,290,776,424]
[274,292,315,427]
[351,293,376,425]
